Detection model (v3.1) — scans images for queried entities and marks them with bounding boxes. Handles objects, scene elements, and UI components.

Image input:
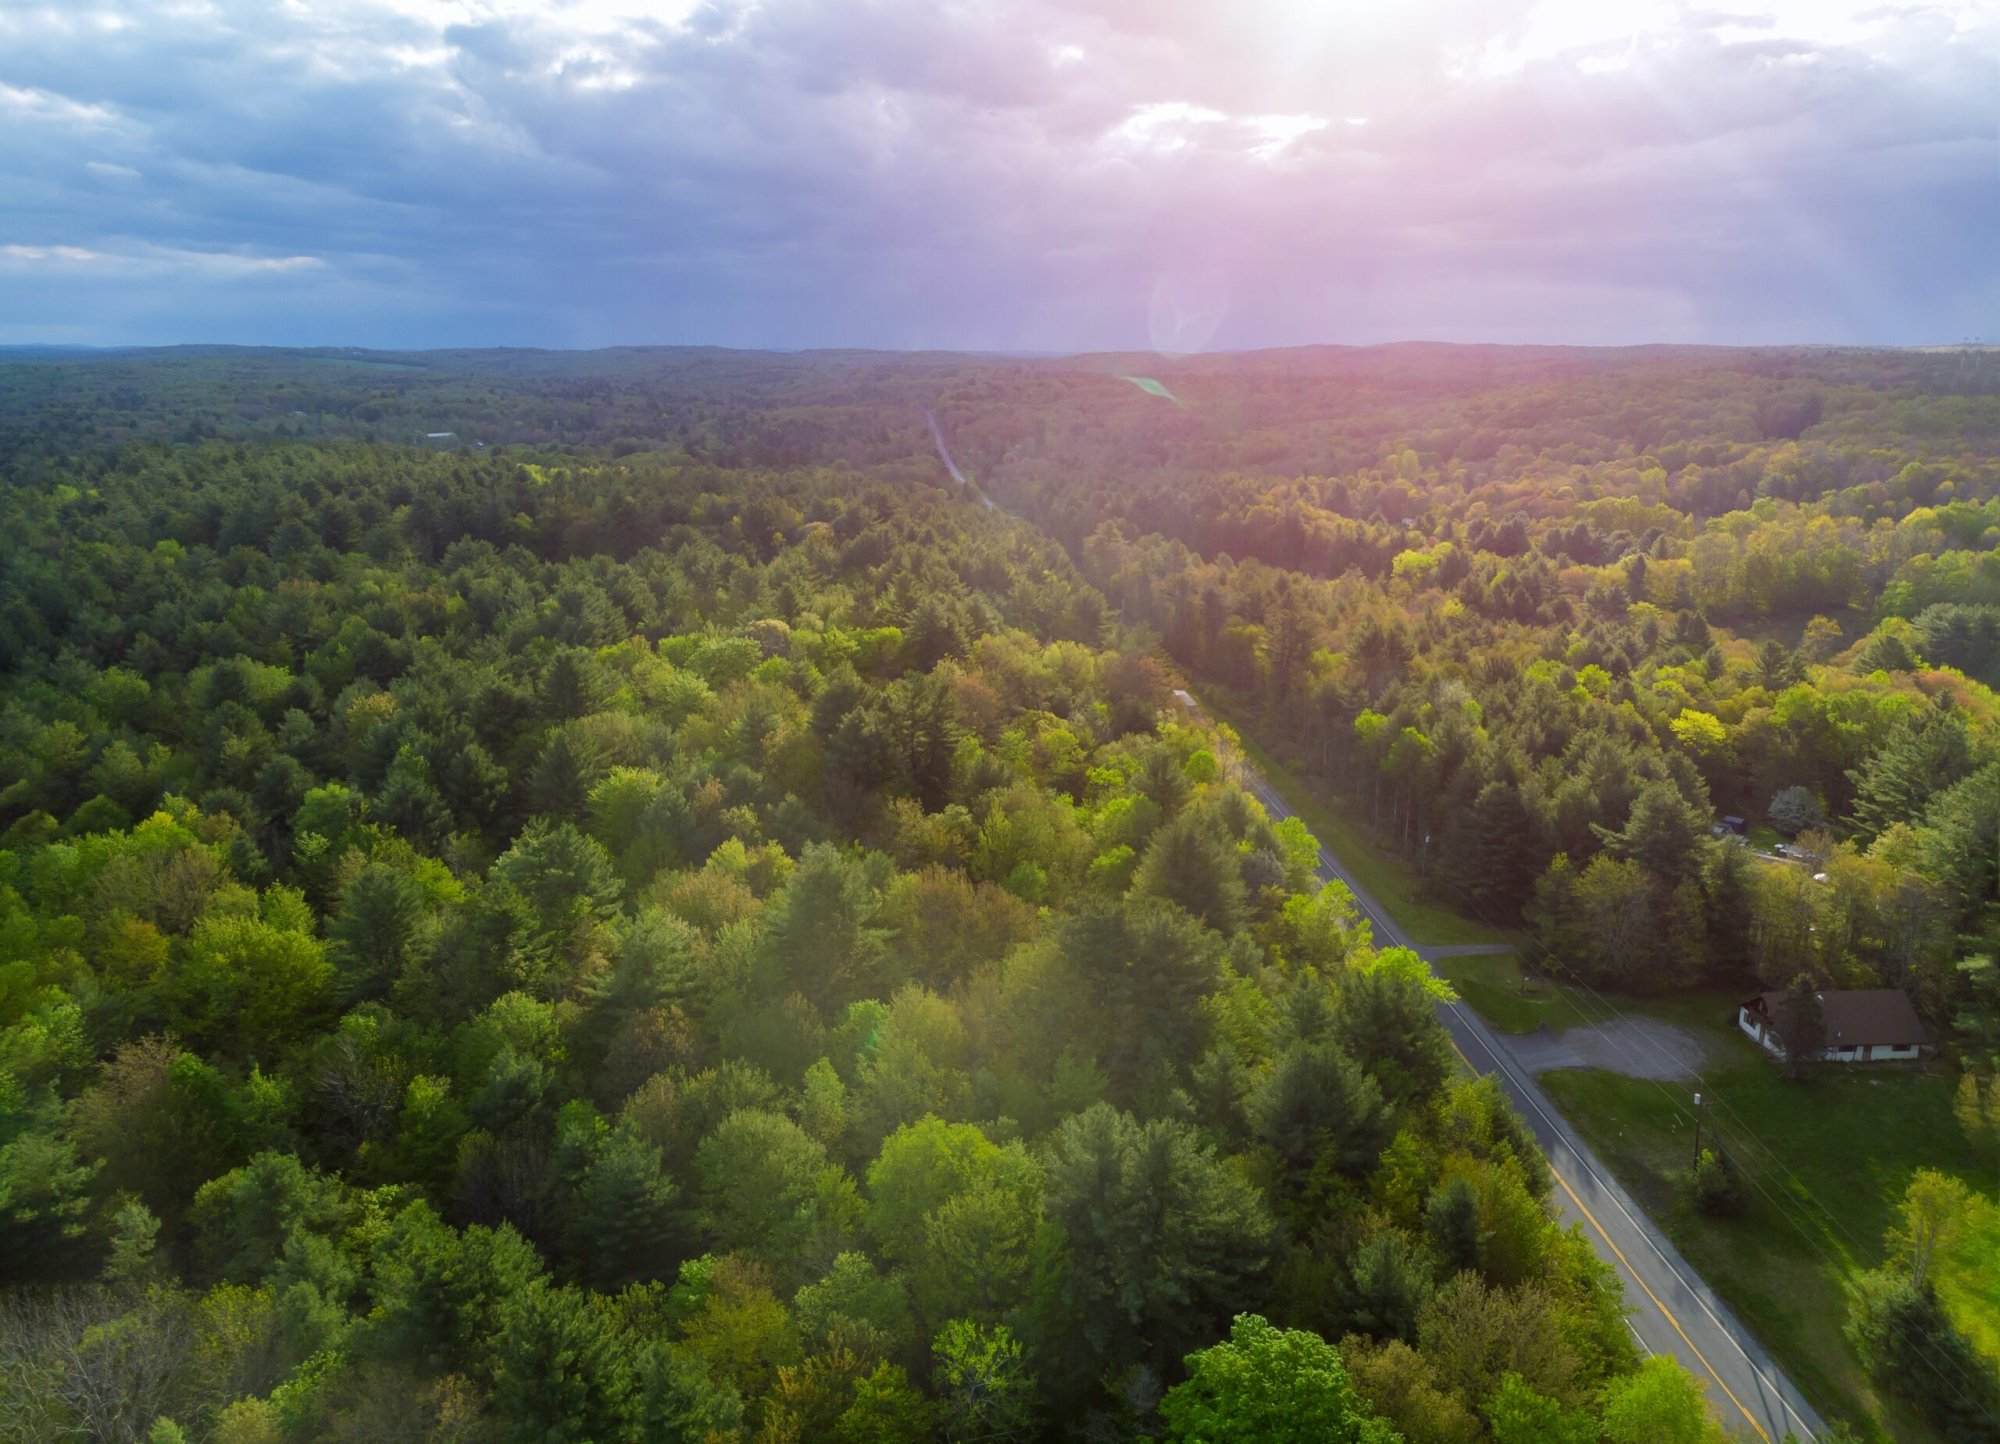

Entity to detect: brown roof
[1747,988,1929,1048]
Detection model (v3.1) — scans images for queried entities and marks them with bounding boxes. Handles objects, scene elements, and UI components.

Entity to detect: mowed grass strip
[1535,996,1988,1444]
[1432,951,1593,1033]
[1200,693,1512,948]
[1205,691,1997,1440]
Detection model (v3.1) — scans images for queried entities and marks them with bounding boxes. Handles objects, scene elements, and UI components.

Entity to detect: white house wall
[1735,1007,1921,1064]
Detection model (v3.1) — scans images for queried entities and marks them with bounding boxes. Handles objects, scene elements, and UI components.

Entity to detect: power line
[1528,955,1998,1425]
[1531,965,1992,1423]
[1214,723,1854,1434]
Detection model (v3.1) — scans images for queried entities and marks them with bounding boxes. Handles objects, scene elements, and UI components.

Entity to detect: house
[1737,988,1929,1064]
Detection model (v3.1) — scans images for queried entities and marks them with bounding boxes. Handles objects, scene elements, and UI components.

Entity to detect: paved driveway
[1494,1017,1709,1082]
[1223,735,1821,1441]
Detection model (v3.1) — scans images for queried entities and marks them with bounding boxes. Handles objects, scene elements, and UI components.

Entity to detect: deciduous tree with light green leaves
[1159,1314,1401,1444]
[1599,1356,1729,1444]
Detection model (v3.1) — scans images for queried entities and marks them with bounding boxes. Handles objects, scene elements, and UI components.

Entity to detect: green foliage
[632,1339,747,1440]
[9,347,1985,1437]
[1424,1177,1484,1277]
[1339,1232,1434,1344]
[328,863,430,1004]
[1775,972,1827,1077]
[1849,703,1974,842]
[491,1281,639,1443]
[0,1124,96,1269]
[794,1251,912,1352]
[1045,899,1224,1101]
[1130,809,1248,933]
[171,910,334,1057]
[190,1150,351,1285]
[1038,1102,1277,1393]
[1251,1041,1392,1190]
[695,1108,856,1280]
[864,1117,1042,1325]
[1846,1267,2000,1438]
[1599,1356,1730,1444]
[364,1201,547,1378]
[1597,782,1709,887]
[1484,1371,1595,1444]
[934,1318,1037,1443]
[1688,1147,1748,1218]
[1333,967,1454,1112]
[564,1121,682,1289]
[1159,1313,1399,1444]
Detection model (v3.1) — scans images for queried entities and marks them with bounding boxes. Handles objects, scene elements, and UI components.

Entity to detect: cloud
[0,240,325,275]
[1110,101,1228,152]
[0,0,1995,347]
[0,244,106,264]
[0,80,123,128]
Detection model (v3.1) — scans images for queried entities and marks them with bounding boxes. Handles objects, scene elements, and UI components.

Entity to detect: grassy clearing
[1203,696,1511,949]
[1535,996,1987,1444]
[1945,1203,2000,1367]
[1431,951,1593,1034]
[1198,687,1994,1437]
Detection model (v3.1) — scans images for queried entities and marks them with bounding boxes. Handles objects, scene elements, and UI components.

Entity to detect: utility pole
[1691,1091,1704,1171]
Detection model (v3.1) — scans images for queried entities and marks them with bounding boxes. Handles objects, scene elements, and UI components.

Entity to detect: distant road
[1179,689,1825,1443]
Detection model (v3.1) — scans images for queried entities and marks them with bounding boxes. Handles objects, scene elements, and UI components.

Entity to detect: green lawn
[1197,688,1994,1437]
[1203,696,1511,949]
[1432,951,1593,1033]
[1533,997,1988,1444]
[1949,1204,2000,1366]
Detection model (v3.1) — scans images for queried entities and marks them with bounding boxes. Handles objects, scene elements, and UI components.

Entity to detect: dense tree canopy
[9,342,1987,1440]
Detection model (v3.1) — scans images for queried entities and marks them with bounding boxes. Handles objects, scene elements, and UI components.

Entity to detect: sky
[2,0,1997,351]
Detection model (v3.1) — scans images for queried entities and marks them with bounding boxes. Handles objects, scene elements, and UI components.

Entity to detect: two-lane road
[1183,693,1824,1441]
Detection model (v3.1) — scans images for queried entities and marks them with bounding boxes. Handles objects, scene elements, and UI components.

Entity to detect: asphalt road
[1185,693,1825,1442]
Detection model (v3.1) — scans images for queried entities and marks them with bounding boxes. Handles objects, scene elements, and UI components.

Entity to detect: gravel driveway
[1506,1017,1709,1081]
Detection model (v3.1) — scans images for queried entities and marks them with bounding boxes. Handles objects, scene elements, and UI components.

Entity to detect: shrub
[1687,1149,1747,1218]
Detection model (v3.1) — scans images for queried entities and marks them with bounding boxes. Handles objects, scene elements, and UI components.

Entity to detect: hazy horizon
[4,337,1991,360]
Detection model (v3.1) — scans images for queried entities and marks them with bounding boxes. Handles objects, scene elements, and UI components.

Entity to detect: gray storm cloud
[0,0,1995,348]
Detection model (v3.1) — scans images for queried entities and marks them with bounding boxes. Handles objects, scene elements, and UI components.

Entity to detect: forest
[1,341,1997,1442]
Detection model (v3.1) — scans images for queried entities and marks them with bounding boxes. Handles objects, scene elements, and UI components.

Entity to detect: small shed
[1738,988,1929,1063]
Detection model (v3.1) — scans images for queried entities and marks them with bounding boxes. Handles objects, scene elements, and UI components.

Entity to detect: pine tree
[1594,782,1707,887]
[1848,702,1974,843]
[1442,780,1540,921]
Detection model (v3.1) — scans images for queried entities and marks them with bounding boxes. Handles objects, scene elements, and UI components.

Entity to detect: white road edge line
[1240,772,1815,1439]
[1447,999,1815,1439]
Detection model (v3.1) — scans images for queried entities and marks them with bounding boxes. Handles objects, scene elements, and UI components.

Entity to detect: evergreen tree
[1594,781,1708,887]
[1038,1104,1277,1399]
[1252,1041,1392,1192]
[1130,809,1248,934]
[1440,780,1541,921]
[1333,968,1455,1113]
[1849,702,1974,843]
[566,1125,683,1289]
[1774,973,1826,1078]
[1425,1178,1482,1276]
[492,1282,638,1443]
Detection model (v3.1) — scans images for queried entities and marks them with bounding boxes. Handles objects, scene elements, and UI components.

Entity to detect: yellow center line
[1445,1038,1773,1443]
